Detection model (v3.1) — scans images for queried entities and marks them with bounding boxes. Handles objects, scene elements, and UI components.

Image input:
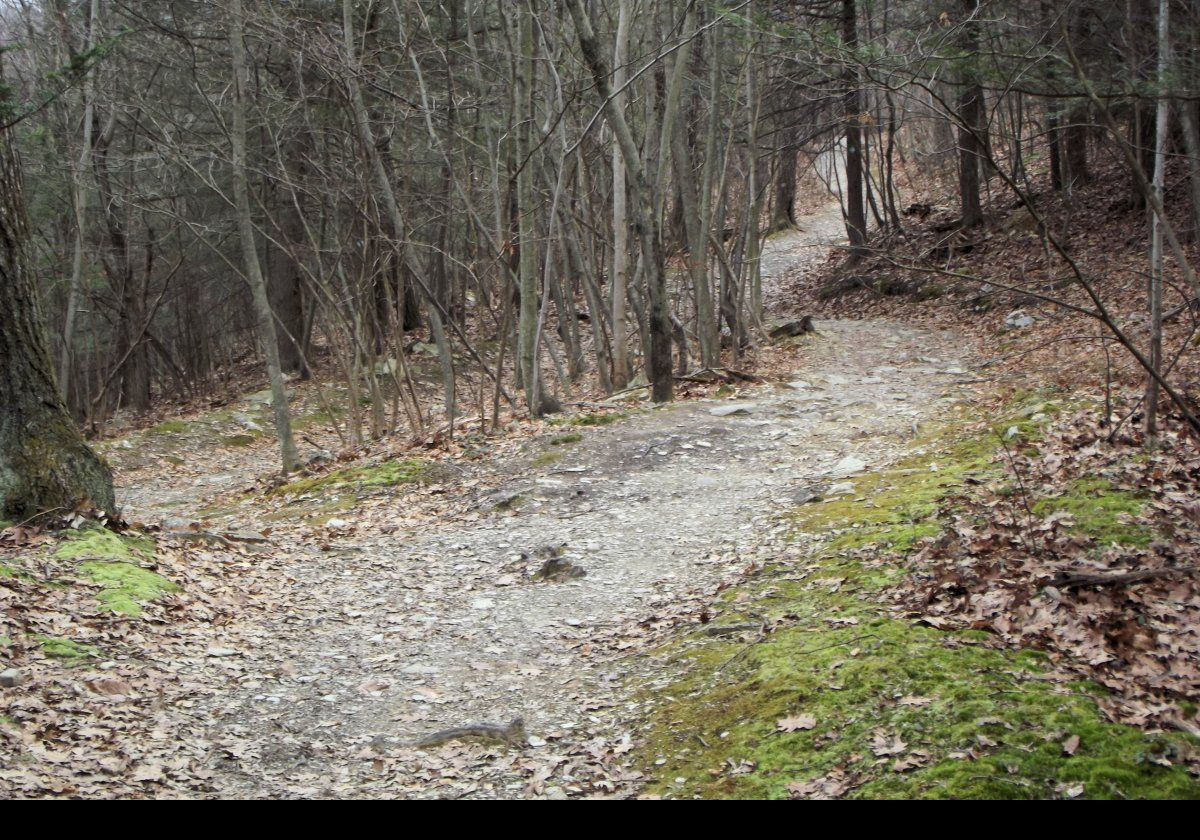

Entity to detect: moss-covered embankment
[636,400,1200,799]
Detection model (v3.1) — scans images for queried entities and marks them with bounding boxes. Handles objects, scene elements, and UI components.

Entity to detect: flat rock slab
[831,456,868,476]
[709,403,757,417]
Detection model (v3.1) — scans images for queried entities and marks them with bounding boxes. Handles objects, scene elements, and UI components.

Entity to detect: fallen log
[1049,565,1198,590]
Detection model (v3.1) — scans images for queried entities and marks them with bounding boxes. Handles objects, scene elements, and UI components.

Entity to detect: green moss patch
[1032,478,1151,547]
[637,397,1196,799]
[640,604,1199,799]
[271,457,433,497]
[54,528,175,616]
[791,425,1001,551]
[549,433,583,446]
[550,411,627,427]
[78,561,178,617]
[147,419,189,436]
[54,527,149,562]
[221,434,258,447]
[34,634,101,666]
[532,450,563,468]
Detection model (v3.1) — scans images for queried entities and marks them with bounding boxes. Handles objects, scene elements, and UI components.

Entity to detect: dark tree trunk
[773,126,799,230]
[93,117,150,412]
[843,0,867,255]
[0,109,115,518]
[957,0,985,228]
[266,242,307,378]
[1048,102,1064,191]
[1065,105,1090,189]
[265,138,309,379]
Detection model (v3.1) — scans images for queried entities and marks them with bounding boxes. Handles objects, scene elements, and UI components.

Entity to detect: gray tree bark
[0,63,115,518]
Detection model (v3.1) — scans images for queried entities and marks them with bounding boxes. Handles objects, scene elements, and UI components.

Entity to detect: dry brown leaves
[892,405,1200,734]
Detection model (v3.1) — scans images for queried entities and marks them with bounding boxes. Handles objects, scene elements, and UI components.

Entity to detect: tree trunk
[0,74,115,518]
[843,0,868,254]
[773,127,799,231]
[1146,0,1169,443]
[1065,106,1090,190]
[56,0,100,403]
[515,2,545,414]
[569,0,672,402]
[609,0,632,389]
[230,0,299,473]
[957,0,985,228]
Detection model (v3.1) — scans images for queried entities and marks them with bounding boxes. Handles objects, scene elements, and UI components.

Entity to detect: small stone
[831,456,867,477]
[225,529,269,543]
[0,668,22,687]
[471,598,495,611]
[233,412,264,432]
[401,664,440,675]
[206,647,239,658]
[1004,309,1035,329]
[710,403,756,417]
[791,487,823,505]
[304,450,332,467]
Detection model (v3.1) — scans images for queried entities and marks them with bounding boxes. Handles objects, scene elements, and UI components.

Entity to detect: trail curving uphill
[150,204,976,798]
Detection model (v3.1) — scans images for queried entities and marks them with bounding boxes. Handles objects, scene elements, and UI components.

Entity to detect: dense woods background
[5,0,1200,466]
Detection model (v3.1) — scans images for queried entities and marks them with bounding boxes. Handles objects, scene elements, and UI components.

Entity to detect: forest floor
[4,197,1198,798]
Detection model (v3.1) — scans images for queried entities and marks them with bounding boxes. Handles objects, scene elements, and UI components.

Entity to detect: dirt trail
[148,203,978,798]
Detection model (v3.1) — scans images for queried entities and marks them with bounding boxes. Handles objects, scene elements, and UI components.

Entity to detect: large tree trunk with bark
[0,96,115,518]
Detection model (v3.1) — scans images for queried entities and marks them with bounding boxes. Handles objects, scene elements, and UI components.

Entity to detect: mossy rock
[78,561,178,617]
[550,411,627,427]
[54,527,174,616]
[147,420,189,436]
[914,282,946,302]
[270,457,435,497]
[54,527,148,562]
[221,434,258,448]
[532,450,563,468]
[291,405,345,431]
